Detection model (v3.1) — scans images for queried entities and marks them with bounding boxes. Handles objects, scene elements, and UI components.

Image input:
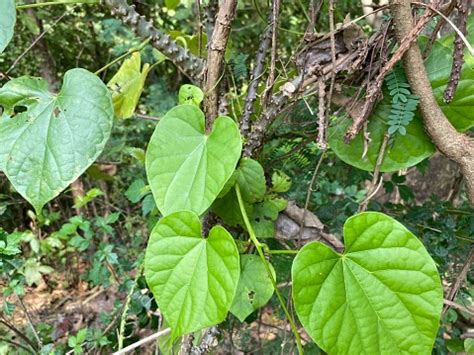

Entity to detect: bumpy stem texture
[104,0,205,82]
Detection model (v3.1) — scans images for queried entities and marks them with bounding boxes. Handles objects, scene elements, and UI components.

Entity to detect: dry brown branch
[262,0,281,108]
[203,0,238,129]
[240,16,273,138]
[443,248,474,315]
[443,0,471,103]
[389,0,474,204]
[344,3,439,143]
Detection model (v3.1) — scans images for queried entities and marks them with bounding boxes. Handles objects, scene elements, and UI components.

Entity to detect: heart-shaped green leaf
[230,254,275,322]
[0,69,114,213]
[292,212,443,354]
[0,0,16,54]
[107,52,151,119]
[146,105,242,216]
[144,211,240,338]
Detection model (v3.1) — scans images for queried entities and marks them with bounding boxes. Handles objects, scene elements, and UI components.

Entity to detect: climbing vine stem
[16,1,99,10]
[235,184,304,354]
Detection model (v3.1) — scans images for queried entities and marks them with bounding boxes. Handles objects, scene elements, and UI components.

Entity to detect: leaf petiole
[235,184,304,354]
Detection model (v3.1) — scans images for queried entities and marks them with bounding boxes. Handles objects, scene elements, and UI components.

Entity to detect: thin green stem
[267,249,299,255]
[235,184,303,354]
[94,38,151,76]
[117,265,143,350]
[16,1,98,10]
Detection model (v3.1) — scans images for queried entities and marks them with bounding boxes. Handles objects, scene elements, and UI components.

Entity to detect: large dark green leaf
[292,212,443,354]
[0,69,114,212]
[330,31,474,172]
[329,103,435,172]
[144,211,240,338]
[0,0,15,54]
[146,105,242,216]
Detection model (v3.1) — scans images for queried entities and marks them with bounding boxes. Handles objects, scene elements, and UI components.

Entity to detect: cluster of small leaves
[385,66,419,136]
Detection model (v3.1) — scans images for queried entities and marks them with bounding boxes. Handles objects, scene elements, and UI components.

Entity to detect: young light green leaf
[144,211,240,338]
[271,170,292,193]
[0,0,16,54]
[108,52,151,119]
[292,212,443,354]
[178,84,204,106]
[230,255,275,322]
[0,69,114,213]
[234,158,266,203]
[146,105,242,216]
[465,338,474,353]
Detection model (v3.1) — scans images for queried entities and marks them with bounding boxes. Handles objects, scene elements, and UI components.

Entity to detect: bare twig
[390,0,474,204]
[443,299,474,316]
[359,133,389,211]
[190,327,219,354]
[203,0,238,129]
[443,0,470,103]
[262,0,281,108]
[316,78,327,150]
[6,9,72,75]
[240,20,272,138]
[0,316,38,351]
[299,152,326,246]
[0,337,35,354]
[422,0,457,58]
[443,248,474,315]
[344,3,439,143]
[196,0,203,58]
[112,328,171,355]
[16,294,42,348]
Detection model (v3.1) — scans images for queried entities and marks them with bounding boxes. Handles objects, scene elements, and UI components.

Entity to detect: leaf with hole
[178,84,204,107]
[230,254,275,322]
[144,211,240,338]
[0,69,114,213]
[0,0,15,54]
[107,52,151,119]
[146,105,242,216]
[292,212,443,354]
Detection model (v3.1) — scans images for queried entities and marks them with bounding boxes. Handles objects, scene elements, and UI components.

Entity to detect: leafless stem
[16,294,42,348]
[344,3,438,143]
[443,0,470,103]
[390,0,474,204]
[359,133,389,211]
[316,78,327,150]
[443,248,474,315]
[299,152,326,246]
[262,0,281,108]
[112,328,171,354]
[6,9,72,75]
[240,20,272,138]
[203,0,238,130]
